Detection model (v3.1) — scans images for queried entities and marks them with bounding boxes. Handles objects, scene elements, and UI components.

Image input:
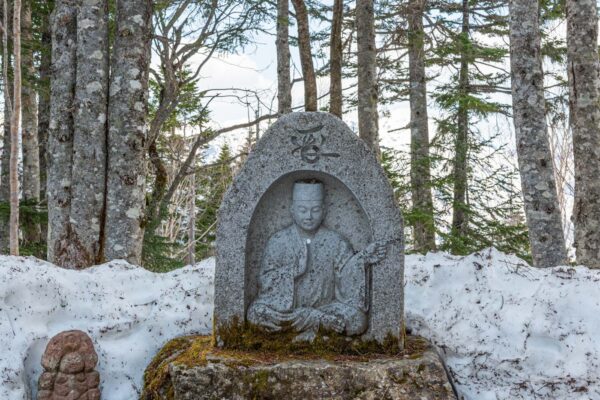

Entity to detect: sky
[165,3,578,253]
[189,26,415,156]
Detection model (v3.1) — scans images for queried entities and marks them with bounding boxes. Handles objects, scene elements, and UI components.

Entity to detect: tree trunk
[69,0,109,265]
[144,139,169,239]
[276,0,292,114]
[47,0,77,265]
[408,0,436,252]
[38,11,51,202]
[291,0,317,111]
[0,0,11,253]
[450,0,469,245]
[329,0,343,117]
[104,0,152,265]
[9,0,21,255]
[187,172,195,265]
[356,0,380,157]
[567,0,600,268]
[21,0,41,244]
[509,0,567,267]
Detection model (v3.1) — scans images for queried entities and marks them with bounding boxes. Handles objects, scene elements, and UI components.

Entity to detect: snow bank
[2,248,600,399]
[0,256,214,400]
[406,248,600,400]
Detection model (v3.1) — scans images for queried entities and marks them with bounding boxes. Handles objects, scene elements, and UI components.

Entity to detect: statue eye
[312,207,322,213]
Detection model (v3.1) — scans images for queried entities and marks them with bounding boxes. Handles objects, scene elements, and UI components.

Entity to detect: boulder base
[143,336,456,400]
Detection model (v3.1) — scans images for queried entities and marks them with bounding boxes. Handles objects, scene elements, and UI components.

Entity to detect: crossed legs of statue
[247,302,367,342]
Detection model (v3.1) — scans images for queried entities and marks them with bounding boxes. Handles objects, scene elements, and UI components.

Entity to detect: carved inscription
[291,125,341,164]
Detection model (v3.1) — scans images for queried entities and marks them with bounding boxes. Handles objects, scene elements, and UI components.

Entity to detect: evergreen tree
[428,0,531,256]
[368,1,530,258]
[195,144,234,260]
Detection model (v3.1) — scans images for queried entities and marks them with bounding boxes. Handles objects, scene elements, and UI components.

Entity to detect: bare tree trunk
[47,0,77,264]
[408,0,436,252]
[451,0,469,245]
[356,0,380,157]
[21,0,38,202]
[276,0,292,114]
[509,0,567,267]
[21,0,40,244]
[9,0,21,255]
[38,11,51,202]
[329,0,343,117]
[567,0,600,268]
[0,0,11,253]
[104,0,152,265]
[291,0,317,111]
[187,172,195,265]
[69,0,109,266]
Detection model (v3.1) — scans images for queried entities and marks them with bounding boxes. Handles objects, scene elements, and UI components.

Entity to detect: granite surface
[215,112,404,345]
[167,345,456,400]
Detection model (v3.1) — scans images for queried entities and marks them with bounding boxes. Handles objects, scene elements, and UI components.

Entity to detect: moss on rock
[142,331,433,400]
[215,317,412,358]
[141,336,213,400]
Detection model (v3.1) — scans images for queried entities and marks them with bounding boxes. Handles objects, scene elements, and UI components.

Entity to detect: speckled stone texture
[168,347,456,400]
[37,330,100,400]
[215,112,404,345]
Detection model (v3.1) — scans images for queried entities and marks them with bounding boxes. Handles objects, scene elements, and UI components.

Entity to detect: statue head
[291,180,325,233]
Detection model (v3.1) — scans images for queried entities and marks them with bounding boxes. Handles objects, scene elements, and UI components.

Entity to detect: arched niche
[245,171,373,310]
[215,112,404,345]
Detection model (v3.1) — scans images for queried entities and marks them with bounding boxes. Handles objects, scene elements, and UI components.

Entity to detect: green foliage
[143,72,211,271]
[423,1,531,259]
[0,200,48,258]
[382,147,531,262]
[193,144,234,260]
[142,234,185,273]
[148,68,209,132]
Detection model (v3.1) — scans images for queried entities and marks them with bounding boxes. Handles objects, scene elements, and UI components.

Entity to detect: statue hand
[363,241,388,264]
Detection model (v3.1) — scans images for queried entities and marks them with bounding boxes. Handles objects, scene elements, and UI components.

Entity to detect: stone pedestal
[142,336,456,400]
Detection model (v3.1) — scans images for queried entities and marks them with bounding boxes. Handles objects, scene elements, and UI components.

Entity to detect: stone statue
[247,181,387,341]
[37,330,100,400]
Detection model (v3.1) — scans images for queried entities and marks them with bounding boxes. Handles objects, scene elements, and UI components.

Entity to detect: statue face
[291,199,325,233]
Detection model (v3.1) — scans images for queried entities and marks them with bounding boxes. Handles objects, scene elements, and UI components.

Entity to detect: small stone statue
[37,330,100,400]
[247,181,387,341]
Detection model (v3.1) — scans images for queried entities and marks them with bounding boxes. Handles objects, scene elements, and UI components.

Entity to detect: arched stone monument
[215,112,404,346]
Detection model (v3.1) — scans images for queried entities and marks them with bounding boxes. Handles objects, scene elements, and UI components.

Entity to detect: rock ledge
[143,336,456,400]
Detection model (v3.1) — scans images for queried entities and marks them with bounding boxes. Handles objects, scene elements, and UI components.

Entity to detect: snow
[1,248,600,399]
[0,256,214,400]
[405,248,600,399]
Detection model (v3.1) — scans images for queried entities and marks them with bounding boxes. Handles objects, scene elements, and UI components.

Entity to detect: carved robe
[247,225,368,335]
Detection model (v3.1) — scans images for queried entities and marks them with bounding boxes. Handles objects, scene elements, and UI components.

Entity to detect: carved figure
[37,330,100,400]
[247,181,387,341]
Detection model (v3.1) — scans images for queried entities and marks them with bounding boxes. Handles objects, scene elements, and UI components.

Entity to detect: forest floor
[1,248,599,399]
